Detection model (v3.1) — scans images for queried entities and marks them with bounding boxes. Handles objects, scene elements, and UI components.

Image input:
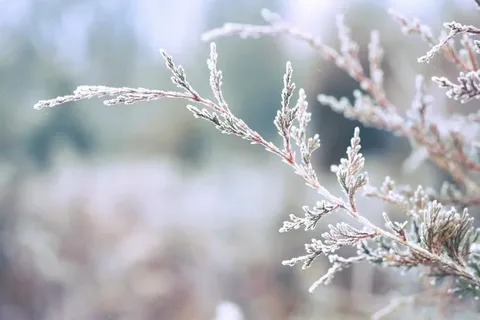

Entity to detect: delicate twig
[388,9,474,71]
[33,8,480,310]
[418,22,480,64]
[204,9,480,194]
[203,9,395,112]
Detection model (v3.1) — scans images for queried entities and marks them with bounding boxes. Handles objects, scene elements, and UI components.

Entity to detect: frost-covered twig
[418,22,480,64]
[204,9,480,195]
[388,9,475,71]
[203,9,395,112]
[33,6,480,317]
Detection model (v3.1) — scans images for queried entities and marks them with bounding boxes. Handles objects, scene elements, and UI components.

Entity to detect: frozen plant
[34,5,480,317]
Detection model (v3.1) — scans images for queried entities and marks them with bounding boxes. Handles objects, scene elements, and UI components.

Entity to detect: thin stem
[340,202,480,286]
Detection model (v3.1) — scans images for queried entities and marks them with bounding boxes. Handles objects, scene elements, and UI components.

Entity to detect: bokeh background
[1,0,480,319]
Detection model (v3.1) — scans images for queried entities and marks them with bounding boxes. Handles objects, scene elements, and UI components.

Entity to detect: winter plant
[33,6,480,318]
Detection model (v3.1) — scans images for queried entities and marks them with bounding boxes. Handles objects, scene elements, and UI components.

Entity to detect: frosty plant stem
[34,7,480,317]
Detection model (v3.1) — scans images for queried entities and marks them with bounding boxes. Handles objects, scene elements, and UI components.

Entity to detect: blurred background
[1,0,480,319]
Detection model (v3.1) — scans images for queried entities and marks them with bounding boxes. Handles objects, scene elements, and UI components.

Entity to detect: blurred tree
[26,106,95,170]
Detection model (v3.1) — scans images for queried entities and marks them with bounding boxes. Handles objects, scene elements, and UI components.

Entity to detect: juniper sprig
[33,5,480,318]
